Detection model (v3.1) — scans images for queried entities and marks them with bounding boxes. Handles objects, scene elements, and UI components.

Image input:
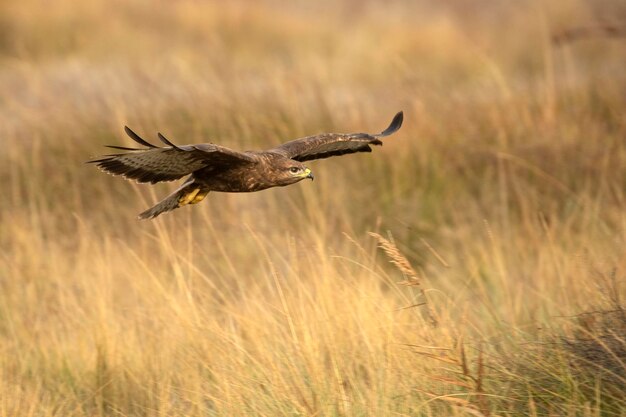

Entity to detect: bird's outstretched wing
[269,111,403,162]
[88,127,256,184]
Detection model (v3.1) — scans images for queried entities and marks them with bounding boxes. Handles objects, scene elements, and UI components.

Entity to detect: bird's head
[270,157,314,186]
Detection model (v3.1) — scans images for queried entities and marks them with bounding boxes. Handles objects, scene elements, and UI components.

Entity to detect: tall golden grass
[1,0,625,415]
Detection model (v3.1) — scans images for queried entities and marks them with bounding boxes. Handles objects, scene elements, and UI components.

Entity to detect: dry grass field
[1,0,625,415]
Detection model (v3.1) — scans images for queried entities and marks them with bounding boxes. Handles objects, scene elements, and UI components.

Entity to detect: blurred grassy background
[1,0,625,415]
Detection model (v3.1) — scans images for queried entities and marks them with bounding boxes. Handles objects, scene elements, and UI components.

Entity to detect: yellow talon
[178,188,200,206]
[190,190,209,204]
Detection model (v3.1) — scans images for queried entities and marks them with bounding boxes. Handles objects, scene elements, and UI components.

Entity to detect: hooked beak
[304,167,314,181]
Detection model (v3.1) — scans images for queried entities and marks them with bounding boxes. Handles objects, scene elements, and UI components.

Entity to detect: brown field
[1,0,625,415]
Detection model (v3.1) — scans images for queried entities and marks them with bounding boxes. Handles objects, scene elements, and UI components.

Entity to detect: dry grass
[1,0,625,415]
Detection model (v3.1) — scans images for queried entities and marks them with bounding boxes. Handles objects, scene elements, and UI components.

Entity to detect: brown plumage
[88,111,403,219]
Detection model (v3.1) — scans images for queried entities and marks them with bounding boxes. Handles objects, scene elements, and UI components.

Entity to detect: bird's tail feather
[138,182,208,220]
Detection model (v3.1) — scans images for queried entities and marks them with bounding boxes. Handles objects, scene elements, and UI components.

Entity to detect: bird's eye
[289,167,300,174]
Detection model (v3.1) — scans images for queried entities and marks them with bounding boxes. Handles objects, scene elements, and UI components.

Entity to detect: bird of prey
[89,111,403,219]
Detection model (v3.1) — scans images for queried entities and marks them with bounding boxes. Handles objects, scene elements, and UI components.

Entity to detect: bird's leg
[178,188,201,206]
[190,190,209,204]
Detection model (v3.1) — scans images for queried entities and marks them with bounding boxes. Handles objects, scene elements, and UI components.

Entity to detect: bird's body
[89,111,403,219]
[194,152,307,193]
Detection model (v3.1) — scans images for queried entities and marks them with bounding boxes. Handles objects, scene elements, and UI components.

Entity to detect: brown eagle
[89,111,403,219]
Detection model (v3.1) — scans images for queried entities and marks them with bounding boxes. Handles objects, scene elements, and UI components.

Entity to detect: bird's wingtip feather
[124,126,159,148]
[157,132,181,150]
[378,110,403,137]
